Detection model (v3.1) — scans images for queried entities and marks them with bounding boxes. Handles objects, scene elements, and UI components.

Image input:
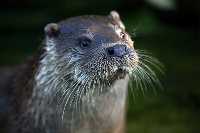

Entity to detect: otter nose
[106,44,128,57]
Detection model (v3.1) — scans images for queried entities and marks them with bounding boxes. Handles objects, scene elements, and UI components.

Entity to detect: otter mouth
[111,67,130,80]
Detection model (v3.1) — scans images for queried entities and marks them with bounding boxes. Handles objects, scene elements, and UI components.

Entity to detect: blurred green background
[0,0,200,132]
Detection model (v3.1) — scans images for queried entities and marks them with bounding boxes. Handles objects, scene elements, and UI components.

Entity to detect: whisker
[129,49,164,97]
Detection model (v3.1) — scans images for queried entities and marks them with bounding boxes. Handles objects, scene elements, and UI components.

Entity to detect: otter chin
[1,11,162,133]
[113,67,129,79]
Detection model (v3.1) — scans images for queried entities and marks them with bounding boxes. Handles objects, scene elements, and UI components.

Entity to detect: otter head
[44,11,138,88]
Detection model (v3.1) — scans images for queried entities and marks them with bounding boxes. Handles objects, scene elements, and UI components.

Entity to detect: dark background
[0,0,200,132]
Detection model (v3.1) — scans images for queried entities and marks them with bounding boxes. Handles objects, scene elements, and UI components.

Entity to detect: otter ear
[44,23,60,38]
[109,11,121,21]
[108,10,125,30]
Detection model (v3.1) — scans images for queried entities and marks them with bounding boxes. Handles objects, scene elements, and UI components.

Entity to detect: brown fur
[0,11,138,133]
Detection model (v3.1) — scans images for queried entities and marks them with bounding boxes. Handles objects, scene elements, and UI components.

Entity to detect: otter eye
[78,37,92,48]
[120,32,126,39]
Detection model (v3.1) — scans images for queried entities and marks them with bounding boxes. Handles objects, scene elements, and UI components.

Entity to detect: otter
[0,11,162,133]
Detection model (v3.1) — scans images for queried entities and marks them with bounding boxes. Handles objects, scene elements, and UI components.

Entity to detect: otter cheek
[133,51,139,65]
[127,47,139,65]
[126,47,135,56]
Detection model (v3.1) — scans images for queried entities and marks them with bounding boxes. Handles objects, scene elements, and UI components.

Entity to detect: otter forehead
[57,15,124,43]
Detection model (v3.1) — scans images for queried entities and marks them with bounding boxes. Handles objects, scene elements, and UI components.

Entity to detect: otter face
[44,11,138,86]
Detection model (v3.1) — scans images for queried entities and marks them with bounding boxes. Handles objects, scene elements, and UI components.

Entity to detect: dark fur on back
[0,55,40,132]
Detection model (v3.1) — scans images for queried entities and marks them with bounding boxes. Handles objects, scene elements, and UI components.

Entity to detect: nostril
[106,44,130,57]
[107,48,115,56]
